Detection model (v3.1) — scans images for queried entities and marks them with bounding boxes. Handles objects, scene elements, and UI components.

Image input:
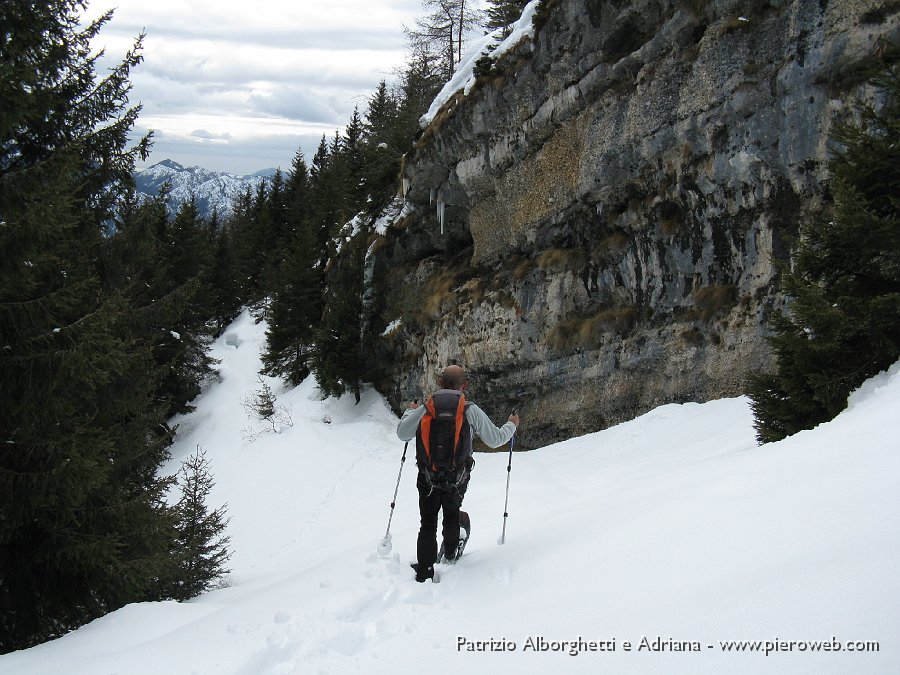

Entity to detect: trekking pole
[499,431,515,545]
[377,441,409,556]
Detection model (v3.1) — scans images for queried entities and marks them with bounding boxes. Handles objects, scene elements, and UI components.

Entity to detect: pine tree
[484,0,529,36]
[362,82,405,210]
[168,446,231,601]
[0,1,174,650]
[111,194,217,419]
[150,197,216,417]
[307,136,338,267]
[748,67,900,443]
[225,186,258,302]
[206,225,242,335]
[258,170,291,297]
[263,152,322,385]
[344,107,368,212]
[285,149,311,227]
[397,45,445,135]
[313,233,368,403]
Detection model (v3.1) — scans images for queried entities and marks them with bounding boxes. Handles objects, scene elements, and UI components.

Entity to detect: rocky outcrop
[372,0,900,448]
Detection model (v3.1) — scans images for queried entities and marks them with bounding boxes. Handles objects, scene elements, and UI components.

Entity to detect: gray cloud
[190,129,233,140]
[137,125,323,175]
[89,0,431,174]
[247,88,339,124]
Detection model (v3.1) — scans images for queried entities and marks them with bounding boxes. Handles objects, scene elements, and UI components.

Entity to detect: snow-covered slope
[420,0,541,127]
[134,160,275,221]
[2,311,897,675]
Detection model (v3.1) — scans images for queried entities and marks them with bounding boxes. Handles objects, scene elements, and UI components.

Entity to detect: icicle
[401,177,411,197]
[437,198,446,235]
[430,187,435,205]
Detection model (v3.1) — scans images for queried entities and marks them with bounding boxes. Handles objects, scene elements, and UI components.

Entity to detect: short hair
[440,365,466,390]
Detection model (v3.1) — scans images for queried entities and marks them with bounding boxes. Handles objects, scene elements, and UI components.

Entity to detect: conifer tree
[313,233,368,403]
[206,225,242,335]
[150,197,216,417]
[397,45,445,135]
[484,0,529,36]
[262,223,324,384]
[749,68,900,443]
[257,170,291,297]
[168,446,231,602]
[285,148,311,227]
[362,82,405,210]
[221,181,274,307]
[226,186,259,303]
[0,1,175,650]
[111,194,217,418]
[307,136,339,266]
[344,107,369,211]
[262,152,324,385]
[327,129,358,225]
[405,0,482,80]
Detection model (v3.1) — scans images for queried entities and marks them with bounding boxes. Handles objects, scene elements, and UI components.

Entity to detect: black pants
[416,472,469,567]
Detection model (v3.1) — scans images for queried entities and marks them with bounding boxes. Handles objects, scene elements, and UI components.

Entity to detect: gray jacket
[396,389,516,449]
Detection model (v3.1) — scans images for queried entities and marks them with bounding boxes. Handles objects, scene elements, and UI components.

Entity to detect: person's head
[438,364,467,391]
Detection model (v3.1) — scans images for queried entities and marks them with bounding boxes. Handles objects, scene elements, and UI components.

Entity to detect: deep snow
[2,309,897,674]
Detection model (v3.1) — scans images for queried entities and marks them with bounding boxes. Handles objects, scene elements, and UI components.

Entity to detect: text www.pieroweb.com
[455,635,881,657]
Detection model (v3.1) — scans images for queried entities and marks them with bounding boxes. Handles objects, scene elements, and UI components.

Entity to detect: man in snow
[397,364,519,582]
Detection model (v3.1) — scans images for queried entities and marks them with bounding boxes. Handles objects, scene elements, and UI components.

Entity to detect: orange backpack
[415,390,473,491]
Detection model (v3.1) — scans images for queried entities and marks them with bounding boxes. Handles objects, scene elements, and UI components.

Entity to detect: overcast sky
[83,0,428,175]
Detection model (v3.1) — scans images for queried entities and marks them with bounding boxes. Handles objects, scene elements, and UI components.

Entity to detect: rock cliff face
[372,0,899,448]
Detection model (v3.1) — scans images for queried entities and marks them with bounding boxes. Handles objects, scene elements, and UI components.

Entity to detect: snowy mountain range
[134,160,276,221]
[2,310,897,675]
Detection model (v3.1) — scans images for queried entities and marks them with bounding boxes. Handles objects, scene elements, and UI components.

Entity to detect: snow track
[2,310,897,675]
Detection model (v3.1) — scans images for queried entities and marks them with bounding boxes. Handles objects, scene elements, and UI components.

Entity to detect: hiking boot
[412,563,434,583]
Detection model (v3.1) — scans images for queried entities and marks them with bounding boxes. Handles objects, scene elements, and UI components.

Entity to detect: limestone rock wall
[372,0,900,448]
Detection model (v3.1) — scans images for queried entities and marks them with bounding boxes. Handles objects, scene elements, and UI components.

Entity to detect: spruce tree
[313,233,368,403]
[362,81,404,209]
[262,155,324,388]
[748,67,900,443]
[226,186,259,303]
[397,45,445,136]
[257,170,291,297]
[307,136,342,265]
[206,225,242,335]
[0,0,174,650]
[344,107,369,211]
[150,197,216,417]
[285,149,311,227]
[262,227,323,384]
[111,194,217,419]
[484,0,529,36]
[168,446,231,601]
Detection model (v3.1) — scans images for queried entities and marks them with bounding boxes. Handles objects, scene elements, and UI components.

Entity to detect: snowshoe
[438,511,470,564]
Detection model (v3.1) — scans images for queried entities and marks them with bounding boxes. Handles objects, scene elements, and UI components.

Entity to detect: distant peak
[156,159,185,171]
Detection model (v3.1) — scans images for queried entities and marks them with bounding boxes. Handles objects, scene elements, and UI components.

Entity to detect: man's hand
[407,400,420,409]
[508,413,520,427]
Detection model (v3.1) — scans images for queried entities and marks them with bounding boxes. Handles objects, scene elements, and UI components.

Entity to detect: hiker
[397,364,519,582]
